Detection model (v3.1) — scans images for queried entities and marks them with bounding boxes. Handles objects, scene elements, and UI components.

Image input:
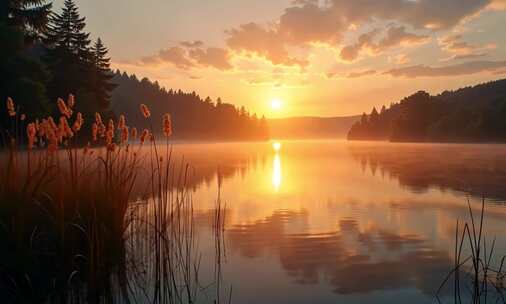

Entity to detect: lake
[160,140,506,304]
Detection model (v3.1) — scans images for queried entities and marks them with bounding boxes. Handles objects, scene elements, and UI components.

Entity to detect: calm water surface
[162,140,506,304]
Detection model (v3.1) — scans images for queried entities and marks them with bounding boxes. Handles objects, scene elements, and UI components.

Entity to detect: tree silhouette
[90,38,116,111]
[111,71,269,140]
[44,0,92,101]
[348,79,506,142]
[1,0,52,42]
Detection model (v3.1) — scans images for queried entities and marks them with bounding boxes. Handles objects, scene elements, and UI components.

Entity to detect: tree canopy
[111,71,269,140]
[348,79,506,142]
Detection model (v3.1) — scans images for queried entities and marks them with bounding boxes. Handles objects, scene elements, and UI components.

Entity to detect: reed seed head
[140,104,151,118]
[163,113,172,137]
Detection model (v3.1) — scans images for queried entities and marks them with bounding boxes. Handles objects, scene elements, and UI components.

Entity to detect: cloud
[347,70,377,78]
[138,46,233,71]
[489,0,506,9]
[438,34,496,60]
[330,0,493,31]
[157,47,195,69]
[226,22,308,67]
[389,54,411,65]
[340,26,429,62]
[384,60,506,78]
[180,40,204,48]
[139,46,195,69]
[188,47,233,71]
[340,29,380,61]
[452,53,488,61]
[279,3,345,45]
[222,0,500,68]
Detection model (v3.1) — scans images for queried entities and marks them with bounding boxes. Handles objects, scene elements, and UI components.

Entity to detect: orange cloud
[438,34,496,61]
[188,47,233,71]
[226,22,308,68]
[384,60,506,77]
[340,26,430,62]
[135,45,233,71]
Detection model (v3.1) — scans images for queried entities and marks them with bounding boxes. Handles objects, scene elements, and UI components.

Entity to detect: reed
[437,198,506,303]
[0,96,227,304]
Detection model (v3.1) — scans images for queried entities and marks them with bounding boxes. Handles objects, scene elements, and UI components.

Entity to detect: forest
[111,72,268,140]
[0,0,268,142]
[348,79,506,142]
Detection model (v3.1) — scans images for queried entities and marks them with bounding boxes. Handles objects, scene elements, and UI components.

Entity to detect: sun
[271,99,282,110]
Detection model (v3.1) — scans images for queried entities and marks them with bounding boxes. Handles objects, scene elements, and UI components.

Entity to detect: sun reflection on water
[272,142,282,192]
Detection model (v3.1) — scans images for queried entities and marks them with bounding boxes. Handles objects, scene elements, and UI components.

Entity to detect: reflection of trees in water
[226,209,452,296]
[128,146,267,199]
[349,144,506,202]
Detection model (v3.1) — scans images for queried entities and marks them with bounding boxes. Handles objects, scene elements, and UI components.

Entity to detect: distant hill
[111,71,268,140]
[268,116,360,139]
[348,79,506,142]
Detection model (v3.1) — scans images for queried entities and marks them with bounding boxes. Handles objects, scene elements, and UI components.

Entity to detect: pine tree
[1,0,52,41]
[44,0,92,102]
[0,0,51,121]
[91,38,116,110]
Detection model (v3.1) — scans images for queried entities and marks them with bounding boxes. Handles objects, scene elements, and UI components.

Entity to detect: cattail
[107,119,114,132]
[95,112,103,124]
[47,128,58,152]
[72,112,84,132]
[140,104,151,118]
[106,129,114,145]
[140,129,149,144]
[26,123,37,149]
[57,98,71,118]
[20,114,26,121]
[38,119,47,137]
[121,126,129,144]
[59,116,74,138]
[162,113,172,137]
[131,127,138,140]
[6,97,16,116]
[98,122,106,138]
[67,94,75,108]
[92,122,98,141]
[118,114,126,130]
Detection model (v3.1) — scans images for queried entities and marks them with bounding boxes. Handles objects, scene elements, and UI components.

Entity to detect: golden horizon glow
[72,0,506,118]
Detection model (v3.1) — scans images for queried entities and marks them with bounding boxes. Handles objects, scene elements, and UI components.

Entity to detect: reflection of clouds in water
[227,209,452,296]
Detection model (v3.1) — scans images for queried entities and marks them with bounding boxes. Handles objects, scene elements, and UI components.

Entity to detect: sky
[54,0,506,118]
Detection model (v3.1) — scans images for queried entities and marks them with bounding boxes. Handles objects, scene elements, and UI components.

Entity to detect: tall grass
[437,199,506,303]
[0,96,227,304]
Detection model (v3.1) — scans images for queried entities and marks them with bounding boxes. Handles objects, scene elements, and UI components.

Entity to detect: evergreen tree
[1,0,52,42]
[370,107,379,124]
[0,0,51,123]
[360,113,368,125]
[44,0,92,101]
[90,38,116,110]
[0,23,50,123]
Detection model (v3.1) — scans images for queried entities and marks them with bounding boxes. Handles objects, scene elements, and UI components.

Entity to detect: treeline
[348,79,506,142]
[111,71,269,140]
[1,0,267,141]
[1,0,115,126]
